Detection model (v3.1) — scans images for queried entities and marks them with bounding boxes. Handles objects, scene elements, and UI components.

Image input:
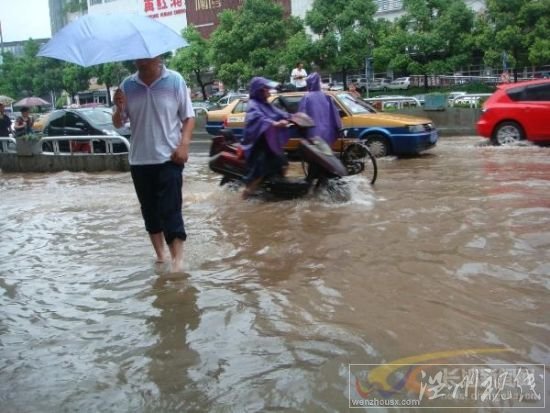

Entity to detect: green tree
[209,0,310,89]
[305,0,377,87]
[375,0,475,89]
[171,26,212,100]
[93,63,131,106]
[477,0,550,80]
[62,64,92,104]
[0,40,65,104]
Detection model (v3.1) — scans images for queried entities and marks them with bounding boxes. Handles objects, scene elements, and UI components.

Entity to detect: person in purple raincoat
[241,77,290,199]
[297,72,342,146]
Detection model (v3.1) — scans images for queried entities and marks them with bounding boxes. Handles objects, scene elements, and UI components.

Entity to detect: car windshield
[336,93,376,114]
[80,109,113,125]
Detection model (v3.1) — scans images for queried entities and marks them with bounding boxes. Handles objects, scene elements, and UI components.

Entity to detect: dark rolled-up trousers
[130,161,186,244]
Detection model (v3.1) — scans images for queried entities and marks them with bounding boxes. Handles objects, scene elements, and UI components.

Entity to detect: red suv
[477,79,550,145]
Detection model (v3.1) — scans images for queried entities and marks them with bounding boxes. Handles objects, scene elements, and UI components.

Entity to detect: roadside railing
[0,136,16,153]
[363,96,422,110]
[0,135,130,155]
[448,93,493,108]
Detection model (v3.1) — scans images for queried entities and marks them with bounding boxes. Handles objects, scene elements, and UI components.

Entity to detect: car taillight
[223,117,228,128]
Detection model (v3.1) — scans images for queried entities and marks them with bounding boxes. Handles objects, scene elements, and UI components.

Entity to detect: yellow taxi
[206,91,439,157]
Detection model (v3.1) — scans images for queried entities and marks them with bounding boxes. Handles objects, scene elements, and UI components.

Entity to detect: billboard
[88,0,187,36]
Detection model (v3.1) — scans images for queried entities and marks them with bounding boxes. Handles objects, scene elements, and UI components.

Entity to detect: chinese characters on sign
[349,363,545,409]
[418,366,542,403]
[195,0,222,10]
[143,0,186,19]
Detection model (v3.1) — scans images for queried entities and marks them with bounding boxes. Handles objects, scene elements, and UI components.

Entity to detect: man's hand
[171,143,189,165]
[112,89,126,128]
[113,89,125,110]
[171,117,195,165]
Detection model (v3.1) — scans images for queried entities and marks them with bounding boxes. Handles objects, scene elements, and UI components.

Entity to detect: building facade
[185,0,291,38]
[87,0,188,36]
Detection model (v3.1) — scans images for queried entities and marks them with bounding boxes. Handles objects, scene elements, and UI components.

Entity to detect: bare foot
[168,239,184,273]
[171,258,183,273]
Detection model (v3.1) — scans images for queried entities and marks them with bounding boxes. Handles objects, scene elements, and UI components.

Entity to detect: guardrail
[363,96,422,110]
[1,135,130,155]
[0,136,16,153]
[42,135,130,155]
[448,93,492,108]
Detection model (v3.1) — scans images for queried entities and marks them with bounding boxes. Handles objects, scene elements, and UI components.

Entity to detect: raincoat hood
[242,77,289,157]
[249,77,279,102]
[306,73,321,92]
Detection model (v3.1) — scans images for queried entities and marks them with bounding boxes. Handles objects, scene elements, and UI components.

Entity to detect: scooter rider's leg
[242,177,263,199]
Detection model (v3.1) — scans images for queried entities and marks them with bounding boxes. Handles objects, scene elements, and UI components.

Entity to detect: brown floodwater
[1,136,549,412]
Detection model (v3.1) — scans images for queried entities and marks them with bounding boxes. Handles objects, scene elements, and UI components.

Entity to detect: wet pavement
[1,136,549,412]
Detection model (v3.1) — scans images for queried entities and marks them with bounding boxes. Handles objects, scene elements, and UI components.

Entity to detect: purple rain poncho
[241,77,290,158]
[297,72,342,145]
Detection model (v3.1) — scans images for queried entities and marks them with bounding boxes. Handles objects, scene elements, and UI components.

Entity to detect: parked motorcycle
[208,112,377,200]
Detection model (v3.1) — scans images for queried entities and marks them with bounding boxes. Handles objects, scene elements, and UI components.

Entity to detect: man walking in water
[113,57,195,272]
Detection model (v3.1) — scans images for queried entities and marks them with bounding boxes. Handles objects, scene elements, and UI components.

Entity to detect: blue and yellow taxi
[205,91,439,157]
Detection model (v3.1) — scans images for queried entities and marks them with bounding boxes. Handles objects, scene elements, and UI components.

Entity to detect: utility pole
[0,20,4,62]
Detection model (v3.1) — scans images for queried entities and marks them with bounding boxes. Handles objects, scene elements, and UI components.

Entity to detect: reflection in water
[145,274,201,411]
[1,139,549,412]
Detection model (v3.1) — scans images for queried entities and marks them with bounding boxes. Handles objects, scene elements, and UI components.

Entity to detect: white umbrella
[13,96,51,108]
[0,95,14,105]
[37,13,188,67]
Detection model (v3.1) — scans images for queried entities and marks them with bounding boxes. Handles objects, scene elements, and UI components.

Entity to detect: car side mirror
[339,109,346,118]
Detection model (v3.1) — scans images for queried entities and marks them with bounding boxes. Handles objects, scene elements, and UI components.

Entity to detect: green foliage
[92,63,130,106]
[209,0,311,88]
[170,26,212,99]
[64,0,87,14]
[62,65,92,101]
[18,132,42,142]
[0,39,65,99]
[375,0,475,86]
[305,0,377,76]
[479,0,550,74]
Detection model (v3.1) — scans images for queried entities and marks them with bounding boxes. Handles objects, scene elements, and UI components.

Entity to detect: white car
[447,91,467,105]
[364,78,391,91]
[387,77,411,90]
[216,93,248,108]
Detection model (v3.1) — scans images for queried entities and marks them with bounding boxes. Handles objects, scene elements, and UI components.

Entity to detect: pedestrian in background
[348,82,361,98]
[0,103,12,137]
[113,56,195,272]
[291,62,308,91]
[14,107,33,137]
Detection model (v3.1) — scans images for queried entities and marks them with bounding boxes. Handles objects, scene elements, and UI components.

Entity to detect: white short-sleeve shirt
[120,66,195,165]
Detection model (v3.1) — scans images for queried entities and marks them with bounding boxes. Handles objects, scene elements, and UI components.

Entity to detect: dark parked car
[43,108,130,152]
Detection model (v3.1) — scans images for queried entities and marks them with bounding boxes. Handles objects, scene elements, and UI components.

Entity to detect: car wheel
[491,121,524,145]
[365,135,390,158]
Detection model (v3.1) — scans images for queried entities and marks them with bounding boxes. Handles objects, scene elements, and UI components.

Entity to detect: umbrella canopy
[0,95,14,105]
[13,97,51,107]
[37,13,188,67]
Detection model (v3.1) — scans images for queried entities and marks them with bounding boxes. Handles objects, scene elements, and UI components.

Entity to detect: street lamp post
[365,56,370,98]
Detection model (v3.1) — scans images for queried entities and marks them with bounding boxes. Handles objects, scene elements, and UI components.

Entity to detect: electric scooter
[208,112,377,199]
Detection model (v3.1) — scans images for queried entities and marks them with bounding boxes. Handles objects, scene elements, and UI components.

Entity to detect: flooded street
[1,136,549,412]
